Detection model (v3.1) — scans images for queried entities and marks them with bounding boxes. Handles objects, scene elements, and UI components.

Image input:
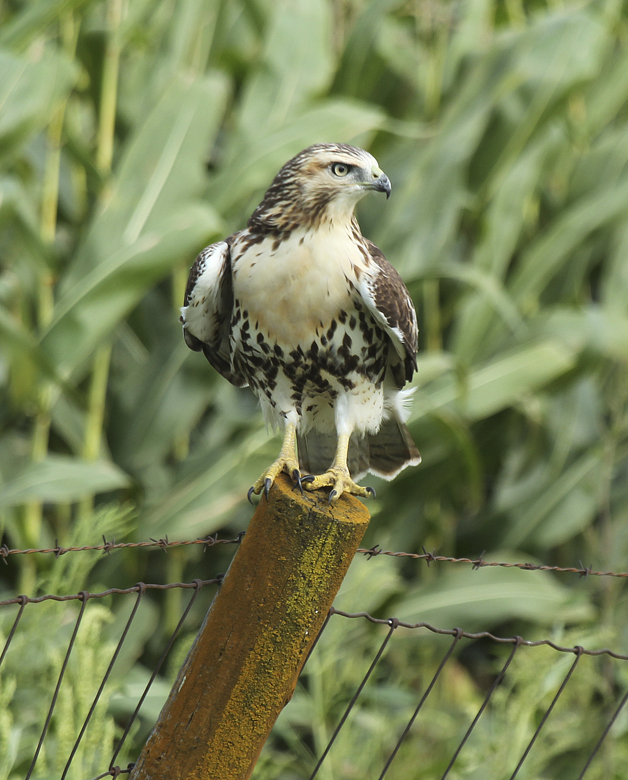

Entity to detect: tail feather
[297,419,420,481]
[366,418,421,481]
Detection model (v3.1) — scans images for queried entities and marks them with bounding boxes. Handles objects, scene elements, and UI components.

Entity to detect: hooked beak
[371,173,391,199]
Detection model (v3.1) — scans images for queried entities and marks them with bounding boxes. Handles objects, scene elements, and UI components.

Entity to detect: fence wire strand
[442,638,523,779]
[309,618,398,780]
[576,689,628,780]
[0,533,243,562]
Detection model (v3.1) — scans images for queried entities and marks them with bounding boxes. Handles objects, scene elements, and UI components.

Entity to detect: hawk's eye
[331,162,350,177]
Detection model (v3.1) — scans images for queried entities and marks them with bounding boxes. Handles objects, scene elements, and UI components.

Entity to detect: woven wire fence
[1,536,627,779]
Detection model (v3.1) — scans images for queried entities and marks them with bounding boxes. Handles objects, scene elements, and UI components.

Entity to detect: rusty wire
[356,544,628,580]
[108,579,205,770]
[2,533,627,581]
[329,608,628,660]
[508,647,584,779]
[377,628,462,778]
[25,592,89,780]
[0,577,221,610]
[0,532,243,562]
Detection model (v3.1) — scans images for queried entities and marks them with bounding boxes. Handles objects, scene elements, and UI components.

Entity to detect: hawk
[181,144,420,501]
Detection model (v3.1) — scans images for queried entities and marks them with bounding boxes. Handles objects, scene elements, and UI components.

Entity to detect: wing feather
[181,240,248,388]
[357,239,418,383]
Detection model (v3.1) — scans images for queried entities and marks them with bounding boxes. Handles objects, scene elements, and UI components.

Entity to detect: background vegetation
[1,0,628,777]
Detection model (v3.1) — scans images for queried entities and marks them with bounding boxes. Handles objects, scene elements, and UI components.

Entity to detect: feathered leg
[303,432,375,502]
[248,421,302,500]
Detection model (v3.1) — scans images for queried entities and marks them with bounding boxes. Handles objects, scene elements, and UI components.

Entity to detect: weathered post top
[130,474,370,780]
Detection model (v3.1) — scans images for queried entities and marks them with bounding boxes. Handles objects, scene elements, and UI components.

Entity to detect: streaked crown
[248,144,391,235]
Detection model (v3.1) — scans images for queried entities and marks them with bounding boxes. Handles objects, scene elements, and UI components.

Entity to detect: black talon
[365,486,376,498]
[264,477,272,499]
[301,475,315,484]
[329,489,338,503]
[247,486,256,504]
[292,469,304,494]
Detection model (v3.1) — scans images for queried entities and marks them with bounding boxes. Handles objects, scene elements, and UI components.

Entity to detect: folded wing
[181,239,248,388]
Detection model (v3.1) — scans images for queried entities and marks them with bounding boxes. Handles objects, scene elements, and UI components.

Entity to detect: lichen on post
[130,473,370,780]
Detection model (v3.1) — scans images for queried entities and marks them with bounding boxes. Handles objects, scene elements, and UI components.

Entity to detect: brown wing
[181,238,248,388]
[358,239,418,383]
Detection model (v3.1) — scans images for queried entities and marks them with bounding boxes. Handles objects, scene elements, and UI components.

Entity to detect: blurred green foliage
[1,0,628,776]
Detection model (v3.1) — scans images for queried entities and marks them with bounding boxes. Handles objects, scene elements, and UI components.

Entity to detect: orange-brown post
[130,473,370,780]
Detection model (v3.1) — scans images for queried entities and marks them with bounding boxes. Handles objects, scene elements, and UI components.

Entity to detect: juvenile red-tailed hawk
[181,144,420,501]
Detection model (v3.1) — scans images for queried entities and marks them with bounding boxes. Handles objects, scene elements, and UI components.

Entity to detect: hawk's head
[248,144,391,234]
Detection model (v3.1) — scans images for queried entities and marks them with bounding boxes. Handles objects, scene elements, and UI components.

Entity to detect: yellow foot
[248,456,303,502]
[302,468,376,502]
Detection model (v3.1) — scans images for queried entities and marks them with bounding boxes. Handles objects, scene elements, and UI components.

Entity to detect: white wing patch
[181,241,230,344]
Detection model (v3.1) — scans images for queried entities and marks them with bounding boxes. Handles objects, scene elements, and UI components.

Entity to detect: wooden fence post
[130,473,370,780]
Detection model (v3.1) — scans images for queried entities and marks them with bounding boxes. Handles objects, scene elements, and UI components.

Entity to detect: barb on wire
[0,533,243,561]
[2,532,628,582]
[89,765,133,780]
[356,548,628,580]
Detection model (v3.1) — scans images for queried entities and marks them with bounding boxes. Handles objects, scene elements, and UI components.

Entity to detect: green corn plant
[1,0,628,775]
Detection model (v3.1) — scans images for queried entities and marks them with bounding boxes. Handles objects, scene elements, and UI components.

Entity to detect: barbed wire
[2,532,627,779]
[356,545,628,579]
[0,533,627,582]
[0,532,244,562]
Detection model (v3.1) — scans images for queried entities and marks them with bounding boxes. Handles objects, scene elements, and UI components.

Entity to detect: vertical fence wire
[25,592,89,780]
[108,579,204,771]
[577,688,628,779]
[440,637,523,780]
[378,628,464,780]
[508,646,584,779]
[309,617,399,780]
[0,594,27,671]
[61,584,147,779]
[301,609,333,674]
